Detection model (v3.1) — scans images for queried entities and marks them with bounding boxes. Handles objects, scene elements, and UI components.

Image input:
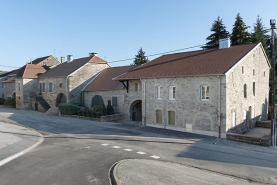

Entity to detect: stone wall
[226,44,270,134]
[0,76,9,98]
[22,78,39,109]
[3,82,15,99]
[37,55,60,67]
[30,97,45,112]
[142,76,226,137]
[39,77,67,107]
[84,80,142,121]
[69,63,109,104]
[15,78,23,109]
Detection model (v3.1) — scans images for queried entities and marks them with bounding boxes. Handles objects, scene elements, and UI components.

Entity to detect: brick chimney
[61,56,65,63]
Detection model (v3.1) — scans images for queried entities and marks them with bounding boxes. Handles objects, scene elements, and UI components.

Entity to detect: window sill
[201,99,209,102]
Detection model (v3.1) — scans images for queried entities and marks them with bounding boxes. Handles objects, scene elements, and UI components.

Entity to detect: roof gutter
[113,74,225,81]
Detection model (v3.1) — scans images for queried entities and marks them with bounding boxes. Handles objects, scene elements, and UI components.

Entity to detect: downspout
[218,75,221,138]
[140,78,146,126]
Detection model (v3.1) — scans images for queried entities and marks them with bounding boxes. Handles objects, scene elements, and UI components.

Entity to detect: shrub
[107,100,114,115]
[58,103,83,115]
[4,98,16,108]
[101,104,107,116]
[91,105,102,118]
[0,98,5,105]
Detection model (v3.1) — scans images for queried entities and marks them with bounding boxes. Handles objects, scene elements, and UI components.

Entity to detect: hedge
[0,98,5,105]
[58,103,83,115]
[4,98,16,108]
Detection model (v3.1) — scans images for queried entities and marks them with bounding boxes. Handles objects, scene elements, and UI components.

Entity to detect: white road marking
[150,155,160,159]
[136,152,146,155]
[124,149,133,151]
[112,146,121,148]
[101,144,109,146]
[0,152,24,167]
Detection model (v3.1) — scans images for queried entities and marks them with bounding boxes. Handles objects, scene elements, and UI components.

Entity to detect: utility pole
[270,19,276,146]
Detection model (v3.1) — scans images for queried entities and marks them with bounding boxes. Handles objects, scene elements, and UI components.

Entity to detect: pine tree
[231,13,250,45]
[133,48,149,65]
[203,16,230,49]
[251,15,270,54]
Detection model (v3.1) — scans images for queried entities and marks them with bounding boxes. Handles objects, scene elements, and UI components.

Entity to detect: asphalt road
[0,106,277,185]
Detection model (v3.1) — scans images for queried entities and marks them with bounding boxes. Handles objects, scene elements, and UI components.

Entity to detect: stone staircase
[34,96,50,111]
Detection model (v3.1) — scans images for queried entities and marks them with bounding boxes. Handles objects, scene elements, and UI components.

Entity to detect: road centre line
[101,144,109,146]
[136,152,146,155]
[112,146,121,148]
[150,155,160,159]
[124,149,133,151]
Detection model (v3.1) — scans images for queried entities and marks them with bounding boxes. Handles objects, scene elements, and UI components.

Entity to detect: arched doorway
[91,95,104,108]
[56,93,66,106]
[12,92,16,99]
[130,100,142,121]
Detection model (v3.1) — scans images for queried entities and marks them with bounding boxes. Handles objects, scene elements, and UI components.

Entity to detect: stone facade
[84,80,142,121]
[83,45,269,138]
[38,62,109,108]
[0,76,9,98]
[3,81,15,99]
[142,76,226,137]
[225,45,269,134]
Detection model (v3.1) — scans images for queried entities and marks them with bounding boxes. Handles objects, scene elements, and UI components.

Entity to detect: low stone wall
[62,115,101,121]
[226,133,270,146]
[256,121,277,128]
[100,114,123,122]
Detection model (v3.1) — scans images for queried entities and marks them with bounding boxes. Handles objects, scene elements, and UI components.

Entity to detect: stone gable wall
[226,45,270,134]
[69,63,109,104]
[22,78,39,109]
[37,56,60,67]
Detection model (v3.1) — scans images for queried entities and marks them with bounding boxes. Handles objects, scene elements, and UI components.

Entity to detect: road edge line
[0,123,44,167]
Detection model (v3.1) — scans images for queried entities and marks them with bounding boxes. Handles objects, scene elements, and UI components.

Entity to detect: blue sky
[0,0,276,71]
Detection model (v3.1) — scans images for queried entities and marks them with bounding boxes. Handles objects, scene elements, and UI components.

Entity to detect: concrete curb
[0,122,44,167]
[109,159,131,185]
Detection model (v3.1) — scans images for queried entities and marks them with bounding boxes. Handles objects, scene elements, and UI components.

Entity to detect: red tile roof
[15,64,50,78]
[84,65,139,91]
[38,56,107,78]
[113,43,259,80]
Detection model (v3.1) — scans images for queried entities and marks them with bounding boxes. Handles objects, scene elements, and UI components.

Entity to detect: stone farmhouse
[1,55,59,100]
[32,53,110,110]
[83,39,270,138]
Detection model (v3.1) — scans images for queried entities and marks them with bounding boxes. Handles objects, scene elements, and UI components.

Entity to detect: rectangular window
[42,83,45,92]
[201,85,210,101]
[49,83,53,92]
[156,110,162,123]
[18,83,20,91]
[156,86,162,99]
[169,86,175,100]
[168,111,175,125]
[253,82,255,96]
[135,83,141,92]
[112,97,118,106]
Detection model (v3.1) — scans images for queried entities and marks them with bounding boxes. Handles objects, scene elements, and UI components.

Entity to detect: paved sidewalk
[0,121,41,162]
[112,159,254,185]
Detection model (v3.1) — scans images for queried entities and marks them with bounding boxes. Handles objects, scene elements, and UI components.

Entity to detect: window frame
[49,82,53,92]
[18,83,20,91]
[156,86,162,99]
[135,83,141,92]
[112,97,118,107]
[168,110,176,125]
[168,86,176,100]
[244,84,247,99]
[253,82,255,97]
[200,85,210,101]
[242,66,244,74]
